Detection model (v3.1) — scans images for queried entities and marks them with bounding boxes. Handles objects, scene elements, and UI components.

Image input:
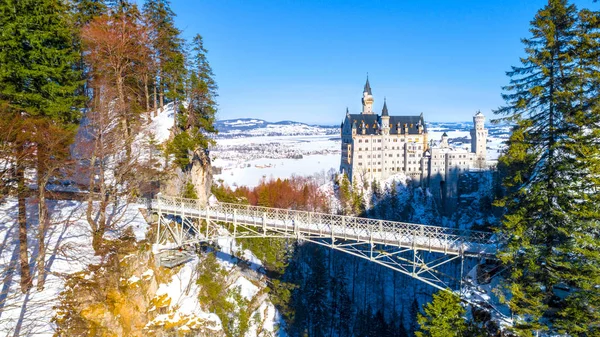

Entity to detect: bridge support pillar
[459,250,464,295]
[370,231,374,260]
[233,209,237,239]
[412,249,417,277]
[206,208,210,240]
[156,202,162,245]
[262,212,266,234]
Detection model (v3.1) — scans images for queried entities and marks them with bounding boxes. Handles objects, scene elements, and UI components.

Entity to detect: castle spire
[382,97,389,116]
[364,75,372,95]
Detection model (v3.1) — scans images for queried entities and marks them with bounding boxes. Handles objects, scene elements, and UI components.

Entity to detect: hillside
[215,118,338,138]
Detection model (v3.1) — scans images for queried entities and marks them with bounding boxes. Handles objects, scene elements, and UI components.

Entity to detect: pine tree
[142,0,185,108]
[551,7,600,334]
[166,34,218,172]
[415,290,467,337]
[338,173,352,214]
[73,0,108,27]
[0,0,83,292]
[306,246,331,337]
[495,1,600,334]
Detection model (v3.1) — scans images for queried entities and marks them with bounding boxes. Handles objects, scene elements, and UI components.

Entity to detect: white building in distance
[340,78,488,207]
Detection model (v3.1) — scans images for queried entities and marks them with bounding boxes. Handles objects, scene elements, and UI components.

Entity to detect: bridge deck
[150,196,499,257]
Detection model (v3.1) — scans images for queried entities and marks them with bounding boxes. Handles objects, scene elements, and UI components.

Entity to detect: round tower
[470,111,488,161]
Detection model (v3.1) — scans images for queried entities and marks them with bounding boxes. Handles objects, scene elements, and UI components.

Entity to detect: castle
[340,78,488,207]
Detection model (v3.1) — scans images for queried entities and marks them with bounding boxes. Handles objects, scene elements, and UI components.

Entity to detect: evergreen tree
[351,181,366,215]
[415,290,467,337]
[306,246,330,337]
[338,173,352,214]
[166,34,217,171]
[142,0,185,107]
[495,1,600,334]
[0,0,83,292]
[552,7,600,335]
[73,0,108,27]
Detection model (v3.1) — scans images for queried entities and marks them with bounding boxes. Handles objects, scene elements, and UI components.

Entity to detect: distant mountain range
[215,117,511,139]
[215,118,338,138]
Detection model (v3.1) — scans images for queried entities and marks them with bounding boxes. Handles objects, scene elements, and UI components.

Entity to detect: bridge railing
[150,195,501,255]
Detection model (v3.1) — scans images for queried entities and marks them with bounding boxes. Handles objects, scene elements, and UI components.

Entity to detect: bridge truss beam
[154,202,478,292]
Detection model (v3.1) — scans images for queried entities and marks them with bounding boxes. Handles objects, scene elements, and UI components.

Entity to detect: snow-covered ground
[211,121,509,188]
[0,199,148,336]
[0,197,285,336]
[212,135,340,188]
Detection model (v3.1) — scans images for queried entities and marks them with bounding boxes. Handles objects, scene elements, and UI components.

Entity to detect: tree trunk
[159,81,164,109]
[36,173,49,290]
[144,73,150,118]
[153,84,158,117]
[116,74,132,159]
[16,161,32,293]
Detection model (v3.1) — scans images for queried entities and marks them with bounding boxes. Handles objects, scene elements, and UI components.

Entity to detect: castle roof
[364,77,372,95]
[347,113,425,135]
[442,132,448,137]
[382,98,389,116]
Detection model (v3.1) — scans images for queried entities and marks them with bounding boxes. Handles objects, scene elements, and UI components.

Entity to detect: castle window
[378,169,382,172]
[378,139,381,143]
[368,168,371,172]
[358,139,362,143]
[365,140,369,143]
[358,163,362,166]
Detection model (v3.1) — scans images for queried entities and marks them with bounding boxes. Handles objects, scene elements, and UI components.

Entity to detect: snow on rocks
[0,198,148,336]
[146,256,223,333]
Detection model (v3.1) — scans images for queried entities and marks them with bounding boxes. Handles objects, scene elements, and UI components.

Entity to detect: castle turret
[470,111,488,162]
[362,76,374,114]
[440,132,449,148]
[381,98,390,133]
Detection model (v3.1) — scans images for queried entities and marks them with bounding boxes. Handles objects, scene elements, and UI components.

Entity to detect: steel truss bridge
[148,195,501,292]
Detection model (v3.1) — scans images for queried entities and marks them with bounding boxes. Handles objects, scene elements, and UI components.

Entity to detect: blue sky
[170,0,596,124]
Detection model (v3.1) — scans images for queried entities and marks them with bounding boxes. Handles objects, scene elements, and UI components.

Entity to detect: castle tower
[470,111,487,161]
[381,98,390,133]
[362,76,374,114]
[440,132,449,148]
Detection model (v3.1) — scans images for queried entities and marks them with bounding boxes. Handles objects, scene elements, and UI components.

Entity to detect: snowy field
[212,134,340,188]
[211,122,509,188]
